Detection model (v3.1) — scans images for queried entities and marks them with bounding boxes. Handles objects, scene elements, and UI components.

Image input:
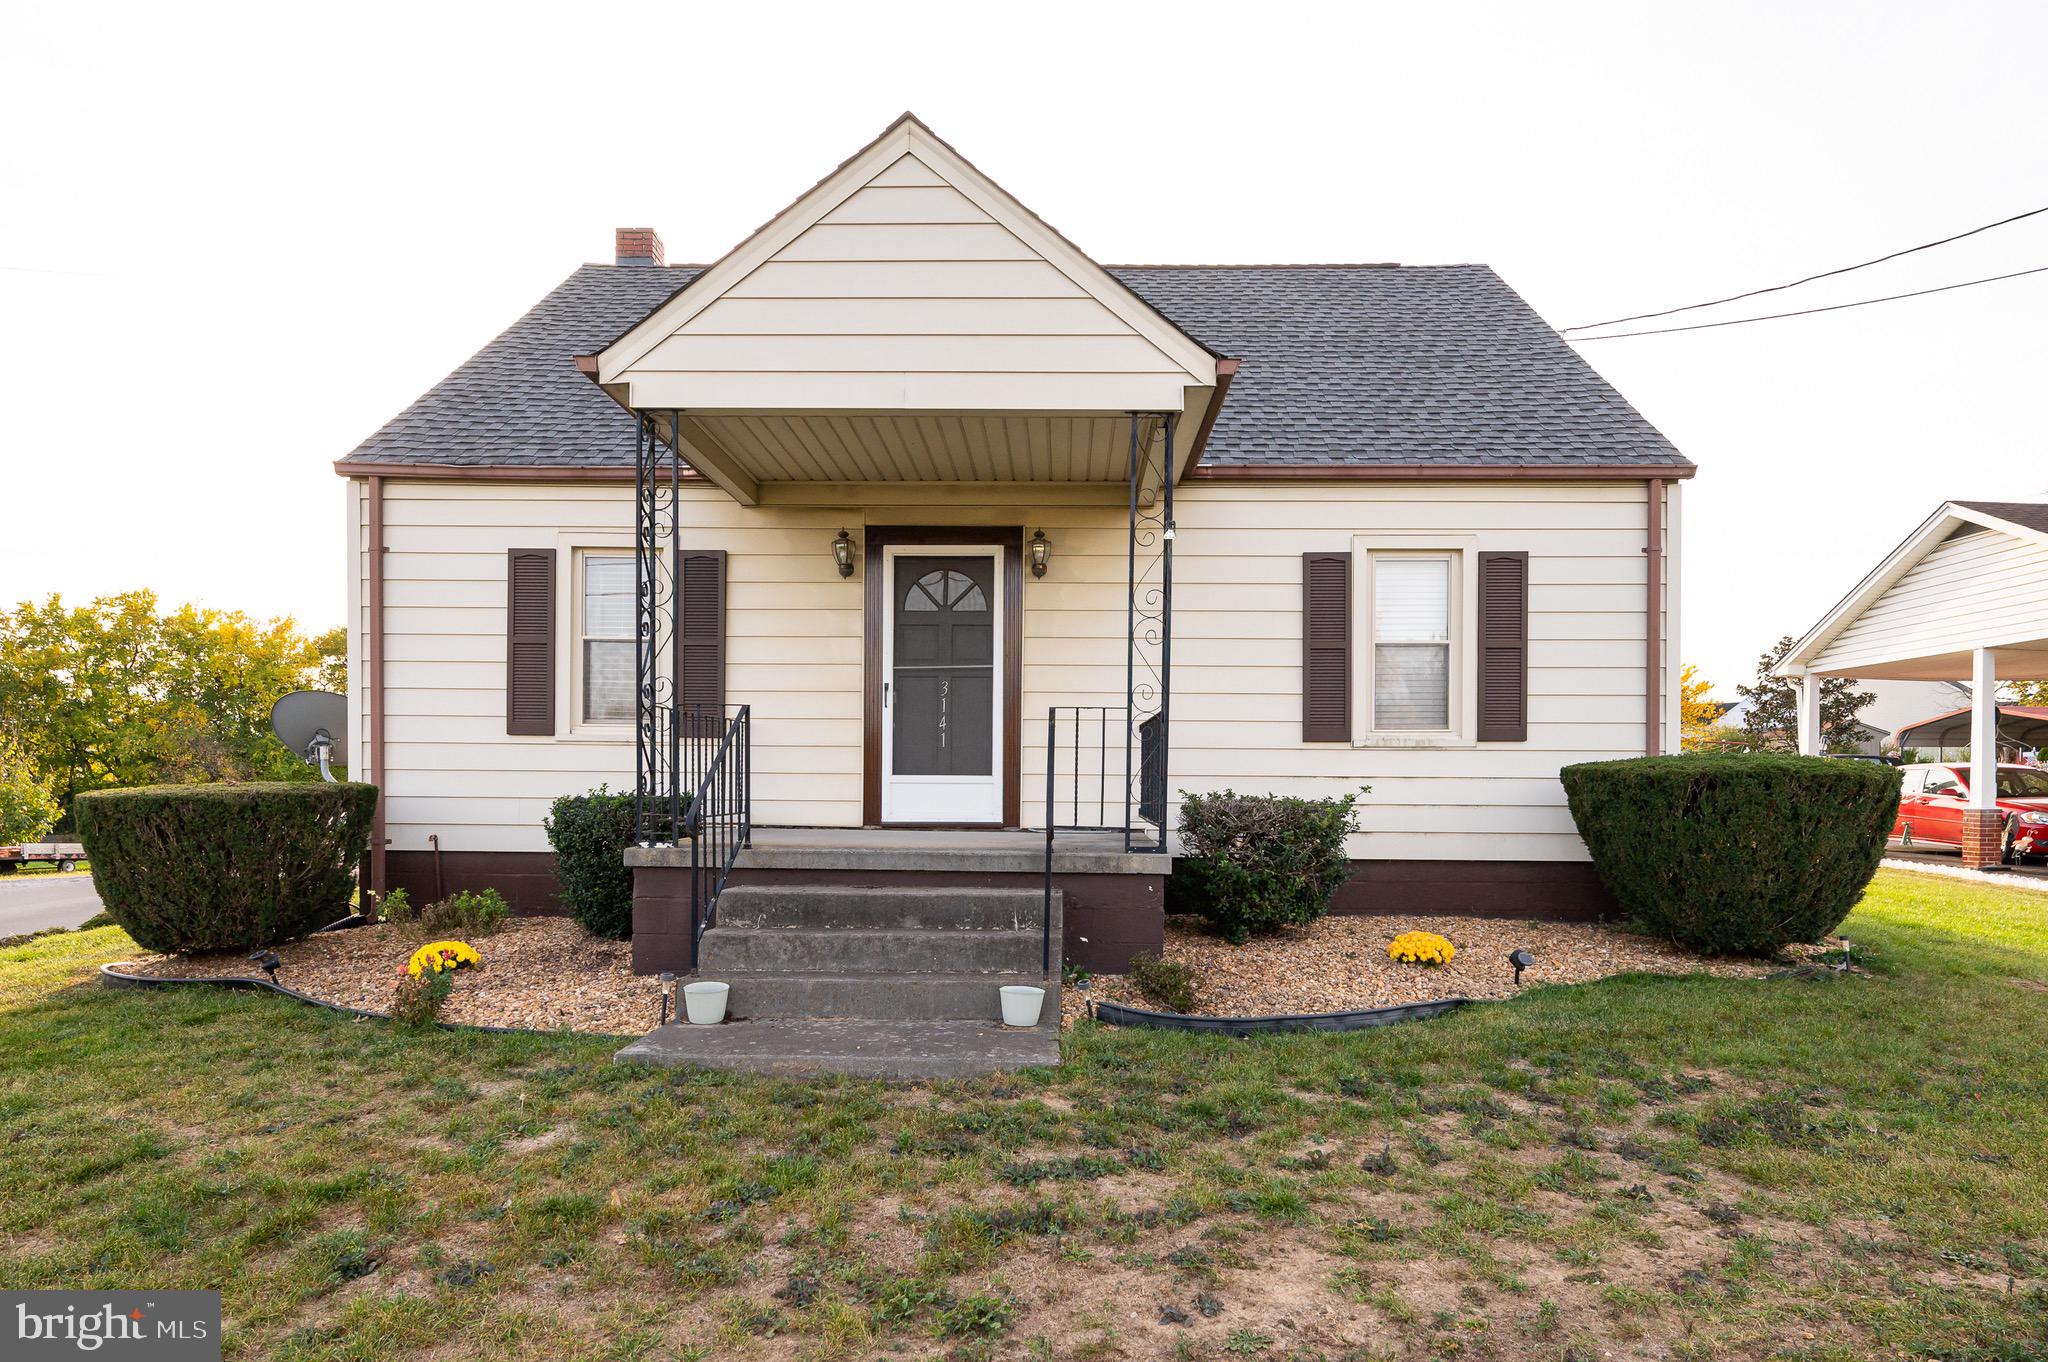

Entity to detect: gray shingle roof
[340,261,1687,471]
[1954,502,2048,536]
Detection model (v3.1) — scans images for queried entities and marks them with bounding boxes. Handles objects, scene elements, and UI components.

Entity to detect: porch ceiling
[650,407,1206,503]
[1807,639,2048,682]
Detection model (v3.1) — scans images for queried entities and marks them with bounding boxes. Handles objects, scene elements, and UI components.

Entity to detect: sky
[2,0,2044,697]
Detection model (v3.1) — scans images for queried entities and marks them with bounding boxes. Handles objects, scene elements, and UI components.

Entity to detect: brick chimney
[615,227,664,267]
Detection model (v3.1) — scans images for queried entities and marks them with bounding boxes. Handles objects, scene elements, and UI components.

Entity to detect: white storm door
[881,546,1003,824]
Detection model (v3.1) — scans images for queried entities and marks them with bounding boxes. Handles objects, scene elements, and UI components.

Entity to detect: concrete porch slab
[627,826,1169,876]
[614,1018,1060,1080]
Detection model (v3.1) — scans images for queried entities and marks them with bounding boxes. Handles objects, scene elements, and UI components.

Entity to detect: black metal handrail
[687,704,751,964]
[1043,704,1156,978]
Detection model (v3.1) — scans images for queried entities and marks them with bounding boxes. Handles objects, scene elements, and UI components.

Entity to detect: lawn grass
[3,868,2047,1359]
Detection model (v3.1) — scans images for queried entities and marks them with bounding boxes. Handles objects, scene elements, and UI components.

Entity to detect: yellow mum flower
[1389,931,1455,966]
[406,940,481,977]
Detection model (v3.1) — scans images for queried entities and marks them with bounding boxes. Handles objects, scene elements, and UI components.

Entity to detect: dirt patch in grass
[1067,913,1794,1023]
[114,917,659,1035]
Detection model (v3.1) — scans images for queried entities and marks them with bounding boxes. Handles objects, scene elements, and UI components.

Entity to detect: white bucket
[683,981,729,1026]
[999,985,1046,1028]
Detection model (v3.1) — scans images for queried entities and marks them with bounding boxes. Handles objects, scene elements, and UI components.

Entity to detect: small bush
[1129,951,1199,1013]
[545,787,637,939]
[390,967,454,1027]
[1172,789,1364,943]
[377,886,413,923]
[75,782,376,954]
[414,889,509,937]
[375,885,505,936]
[1560,753,1899,955]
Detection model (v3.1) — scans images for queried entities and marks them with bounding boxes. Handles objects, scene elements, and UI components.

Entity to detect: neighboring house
[1778,500,2048,867]
[337,113,1692,975]
[1860,679,1973,752]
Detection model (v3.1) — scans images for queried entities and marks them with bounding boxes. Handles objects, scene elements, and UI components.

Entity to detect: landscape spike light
[248,949,282,983]
[1508,949,1535,987]
[658,971,677,1027]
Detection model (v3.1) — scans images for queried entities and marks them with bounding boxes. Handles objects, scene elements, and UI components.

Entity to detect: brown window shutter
[505,548,556,736]
[1477,551,1529,742]
[677,549,727,719]
[1301,552,1351,742]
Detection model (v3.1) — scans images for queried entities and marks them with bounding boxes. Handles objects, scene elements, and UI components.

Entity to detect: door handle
[883,681,890,709]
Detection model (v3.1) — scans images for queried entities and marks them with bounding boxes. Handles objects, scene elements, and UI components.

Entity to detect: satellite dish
[271,690,348,782]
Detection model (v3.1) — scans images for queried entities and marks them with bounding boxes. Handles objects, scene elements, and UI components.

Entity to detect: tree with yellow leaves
[1679,664,1730,751]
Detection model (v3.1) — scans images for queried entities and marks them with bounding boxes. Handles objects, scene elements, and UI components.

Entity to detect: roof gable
[1781,501,2048,674]
[594,114,1218,412]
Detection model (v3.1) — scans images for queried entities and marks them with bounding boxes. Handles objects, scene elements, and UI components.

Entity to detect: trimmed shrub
[545,786,637,939]
[1559,754,1899,955]
[1128,951,1199,1013]
[1172,788,1364,943]
[75,782,377,954]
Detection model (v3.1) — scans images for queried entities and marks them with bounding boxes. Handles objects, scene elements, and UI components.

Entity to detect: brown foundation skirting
[384,850,565,917]
[400,847,1609,974]
[1327,859,1615,921]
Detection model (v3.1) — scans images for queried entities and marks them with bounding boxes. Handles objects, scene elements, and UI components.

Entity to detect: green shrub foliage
[1128,951,1199,1013]
[1172,789,1364,943]
[1560,754,1899,955]
[390,969,453,1028]
[74,782,376,954]
[545,787,637,940]
[390,887,509,937]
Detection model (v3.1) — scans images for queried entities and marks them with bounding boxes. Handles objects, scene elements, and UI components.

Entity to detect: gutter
[367,474,388,904]
[1183,462,1698,482]
[1646,477,1663,756]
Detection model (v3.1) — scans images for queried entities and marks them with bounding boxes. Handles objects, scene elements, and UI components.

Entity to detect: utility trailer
[0,842,86,874]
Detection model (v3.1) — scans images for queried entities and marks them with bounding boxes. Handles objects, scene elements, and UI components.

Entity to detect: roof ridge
[1107,262,1416,270]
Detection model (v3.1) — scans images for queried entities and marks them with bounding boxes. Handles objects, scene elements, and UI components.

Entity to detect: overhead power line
[1566,263,2048,341]
[1561,203,2048,333]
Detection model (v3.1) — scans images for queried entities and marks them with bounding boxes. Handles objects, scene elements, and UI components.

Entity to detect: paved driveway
[0,874,105,936]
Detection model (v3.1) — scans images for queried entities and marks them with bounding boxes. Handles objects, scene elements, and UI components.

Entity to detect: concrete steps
[701,926,1044,975]
[716,884,1047,931]
[691,882,1061,1028]
[722,970,1058,1023]
[616,1018,1060,1080]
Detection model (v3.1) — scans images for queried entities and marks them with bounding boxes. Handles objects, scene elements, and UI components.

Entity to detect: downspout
[1645,477,1664,756]
[368,474,388,910]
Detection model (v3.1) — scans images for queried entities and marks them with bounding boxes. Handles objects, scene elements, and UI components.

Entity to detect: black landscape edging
[98,963,638,1040]
[1090,996,1472,1035]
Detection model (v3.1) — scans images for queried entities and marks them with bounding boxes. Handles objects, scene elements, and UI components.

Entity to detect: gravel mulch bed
[1063,914,1793,1028]
[115,917,662,1036]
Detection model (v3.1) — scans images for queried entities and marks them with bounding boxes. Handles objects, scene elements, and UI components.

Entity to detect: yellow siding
[350,478,1669,862]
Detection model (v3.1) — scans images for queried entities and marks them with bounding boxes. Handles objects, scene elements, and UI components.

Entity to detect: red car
[1892,763,2048,862]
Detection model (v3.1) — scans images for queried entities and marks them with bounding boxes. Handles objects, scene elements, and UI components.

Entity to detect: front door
[882,547,1002,823]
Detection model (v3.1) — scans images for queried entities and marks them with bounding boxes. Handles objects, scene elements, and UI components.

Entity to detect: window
[1999,768,2048,798]
[580,553,635,724]
[1924,769,1962,797]
[905,569,987,612]
[1371,555,1451,730]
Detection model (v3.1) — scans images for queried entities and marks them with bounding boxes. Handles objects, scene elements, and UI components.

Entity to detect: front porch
[628,826,1168,977]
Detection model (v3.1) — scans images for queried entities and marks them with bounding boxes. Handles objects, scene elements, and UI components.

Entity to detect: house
[336,113,1692,989]
[1777,500,2048,867]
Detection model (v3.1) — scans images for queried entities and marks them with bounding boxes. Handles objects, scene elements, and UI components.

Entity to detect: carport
[1777,501,2048,869]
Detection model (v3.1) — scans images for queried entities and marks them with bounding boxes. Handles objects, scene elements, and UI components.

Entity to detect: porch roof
[1777,501,2048,682]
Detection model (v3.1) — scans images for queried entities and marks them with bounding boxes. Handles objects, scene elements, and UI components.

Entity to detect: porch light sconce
[832,529,856,578]
[1029,529,1051,579]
